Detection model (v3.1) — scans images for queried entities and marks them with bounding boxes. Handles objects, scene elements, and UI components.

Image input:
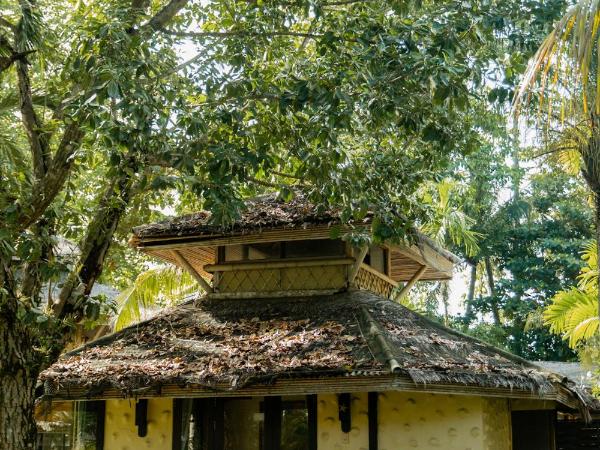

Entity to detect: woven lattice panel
[217,265,347,293]
[282,266,346,290]
[219,269,281,292]
[355,267,395,299]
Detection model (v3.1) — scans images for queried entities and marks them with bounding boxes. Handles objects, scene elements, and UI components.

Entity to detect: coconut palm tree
[422,179,482,258]
[515,0,600,322]
[421,179,483,322]
[112,266,199,331]
[545,241,599,348]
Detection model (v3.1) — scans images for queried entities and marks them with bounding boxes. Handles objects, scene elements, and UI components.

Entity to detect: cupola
[130,193,459,300]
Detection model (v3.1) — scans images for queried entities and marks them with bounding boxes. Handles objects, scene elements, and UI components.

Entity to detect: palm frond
[421,180,482,257]
[515,0,600,117]
[579,240,598,289]
[16,0,43,52]
[544,239,600,348]
[545,287,589,334]
[113,266,200,331]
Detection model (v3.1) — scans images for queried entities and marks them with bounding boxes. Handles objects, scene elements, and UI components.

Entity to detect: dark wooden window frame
[218,240,346,264]
[81,400,105,450]
[173,395,317,450]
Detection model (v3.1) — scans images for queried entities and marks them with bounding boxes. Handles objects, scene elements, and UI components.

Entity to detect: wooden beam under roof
[171,250,214,293]
[393,265,427,302]
[388,241,455,281]
[44,374,580,412]
[135,226,459,283]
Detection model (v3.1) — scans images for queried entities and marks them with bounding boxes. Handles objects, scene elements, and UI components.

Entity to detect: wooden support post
[348,246,369,286]
[307,395,318,450]
[264,396,282,450]
[368,392,378,450]
[394,264,427,302]
[171,250,213,293]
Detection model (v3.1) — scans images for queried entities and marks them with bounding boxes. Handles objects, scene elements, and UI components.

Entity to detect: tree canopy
[0,0,596,447]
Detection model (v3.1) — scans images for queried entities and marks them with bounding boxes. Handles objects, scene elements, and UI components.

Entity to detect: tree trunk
[465,262,477,320]
[485,256,501,326]
[0,296,39,450]
[511,142,521,202]
[441,281,450,326]
[55,162,137,318]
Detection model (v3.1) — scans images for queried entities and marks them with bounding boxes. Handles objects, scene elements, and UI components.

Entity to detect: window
[284,240,345,259]
[364,246,388,275]
[221,240,345,263]
[281,397,311,450]
[173,396,317,450]
[36,401,73,450]
[72,401,105,450]
[36,401,104,450]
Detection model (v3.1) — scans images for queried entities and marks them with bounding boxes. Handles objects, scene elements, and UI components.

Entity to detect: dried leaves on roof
[41,291,590,412]
[132,192,361,241]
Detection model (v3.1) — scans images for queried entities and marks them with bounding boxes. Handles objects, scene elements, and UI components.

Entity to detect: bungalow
[37,193,596,450]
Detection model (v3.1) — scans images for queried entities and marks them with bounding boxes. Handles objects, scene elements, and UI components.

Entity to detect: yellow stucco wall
[104,398,173,450]
[318,392,512,450]
[482,398,512,450]
[318,392,370,449]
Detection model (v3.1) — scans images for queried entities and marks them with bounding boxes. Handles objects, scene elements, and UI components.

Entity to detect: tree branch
[322,0,373,5]
[54,158,138,319]
[16,57,50,181]
[160,28,326,40]
[143,0,189,31]
[246,176,284,189]
[131,0,150,12]
[20,218,54,303]
[271,170,304,180]
[246,175,307,189]
[14,123,83,232]
[0,49,35,74]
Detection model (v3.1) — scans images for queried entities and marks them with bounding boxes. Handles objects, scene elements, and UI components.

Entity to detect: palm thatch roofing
[130,193,460,262]
[131,193,350,242]
[40,290,595,417]
[536,361,599,389]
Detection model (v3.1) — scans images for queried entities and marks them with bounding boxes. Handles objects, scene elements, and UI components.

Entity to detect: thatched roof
[132,192,347,242]
[130,192,461,266]
[536,362,598,389]
[40,290,593,415]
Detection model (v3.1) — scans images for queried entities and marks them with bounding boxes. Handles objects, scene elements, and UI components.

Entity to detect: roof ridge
[356,304,400,374]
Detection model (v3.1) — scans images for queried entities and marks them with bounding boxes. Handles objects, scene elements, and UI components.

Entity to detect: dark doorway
[512,410,556,450]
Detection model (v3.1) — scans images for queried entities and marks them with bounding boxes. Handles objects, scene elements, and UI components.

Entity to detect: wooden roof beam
[171,250,214,294]
[390,243,454,279]
[348,245,369,286]
[393,265,427,302]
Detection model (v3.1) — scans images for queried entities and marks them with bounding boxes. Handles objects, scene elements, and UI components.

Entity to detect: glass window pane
[36,401,73,450]
[368,246,386,273]
[224,245,245,262]
[248,243,281,260]
[72,401,103,450]
[173,396,311,450]
[223,398,262,450]
[281,398,309,450]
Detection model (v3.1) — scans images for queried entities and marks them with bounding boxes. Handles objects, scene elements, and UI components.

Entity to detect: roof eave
[40,372,585,411]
